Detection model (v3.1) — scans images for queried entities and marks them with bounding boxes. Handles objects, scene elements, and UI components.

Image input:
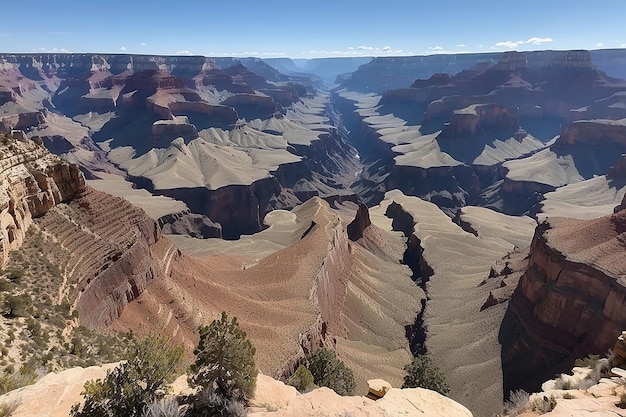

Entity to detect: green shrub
[186,312,257,416]
[70,335,184,417]
[307,347,355,396]
[5,270,23,283]
[2,294,32,318]
[402,354,450,395]
[287,365,316,393]
[0,280,11,292]
[189,312,257,400]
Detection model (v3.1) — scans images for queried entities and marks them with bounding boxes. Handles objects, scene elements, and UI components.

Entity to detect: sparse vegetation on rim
[401,354,450,395]
[286,364,316,393]
[70,334,184,417]
[185,311,257,416]
[502,389,530,416]
[0,223,134,392]
[306,347,355,396]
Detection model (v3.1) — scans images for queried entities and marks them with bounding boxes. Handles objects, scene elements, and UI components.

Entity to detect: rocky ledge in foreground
[500,205,626,395]
[0,369,472,417]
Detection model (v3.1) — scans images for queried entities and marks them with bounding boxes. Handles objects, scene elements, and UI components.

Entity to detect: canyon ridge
[1,49,626,416]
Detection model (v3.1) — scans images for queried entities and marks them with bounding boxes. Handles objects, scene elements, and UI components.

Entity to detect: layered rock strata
[35,186,174,329]
[500,207,626,395]
[0,132,84,264]
[113,197,423,393]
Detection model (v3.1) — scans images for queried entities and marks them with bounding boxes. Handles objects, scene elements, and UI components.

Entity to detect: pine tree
[188,312,258,401]
[307,347,355,396]
[402,354,450,395]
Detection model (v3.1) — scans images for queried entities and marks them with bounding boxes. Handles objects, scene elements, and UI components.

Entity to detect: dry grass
[0,398,20,417]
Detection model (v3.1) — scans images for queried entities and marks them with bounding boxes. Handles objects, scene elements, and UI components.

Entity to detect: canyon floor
[1,50,626,417]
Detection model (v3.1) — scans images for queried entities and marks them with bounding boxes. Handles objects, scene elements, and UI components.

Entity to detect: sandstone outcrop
[0,133,84,264]
[0,366,472,417]
[250,383,473,417]
[500,208,626,395]
[555,119,626,147]
[441,103,519,137]
[366,379,392,399]
[0,132,173,331]
[220,94,279,120]
[158,210,222,238]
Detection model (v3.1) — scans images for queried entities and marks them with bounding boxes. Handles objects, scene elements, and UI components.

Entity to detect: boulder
[366,379,392,399]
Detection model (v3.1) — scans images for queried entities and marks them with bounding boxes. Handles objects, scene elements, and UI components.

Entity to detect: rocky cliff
[145,177,282,240]
[500,208,626,394]
[556,119,626,146]
[0,130,174,330]
[441,103,519,137]
[0,131,84,264]
[341,53,502,92]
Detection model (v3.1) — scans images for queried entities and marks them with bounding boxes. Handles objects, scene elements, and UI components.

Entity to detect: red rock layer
[35,186,172,329]
[556,120,626,147]
[501,210,626,393]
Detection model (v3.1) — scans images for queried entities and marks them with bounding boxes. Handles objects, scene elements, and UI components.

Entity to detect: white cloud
[357,45,375,50]
[621,43,626,48]
[119,46,127,51]
[176,50,191,55]
[493,37,554,49]
[140,42,147,47]
[429,45,443,51]
[32,47,70,53]
[596,42,604,47]
[456,44,466,47]
[526,37,553,45]
[494,40,521,49]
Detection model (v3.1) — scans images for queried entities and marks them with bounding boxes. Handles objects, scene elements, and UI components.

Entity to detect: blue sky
[1,1,625,58]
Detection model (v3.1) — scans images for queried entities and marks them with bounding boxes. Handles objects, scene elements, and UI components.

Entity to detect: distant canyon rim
[1,49,626,416]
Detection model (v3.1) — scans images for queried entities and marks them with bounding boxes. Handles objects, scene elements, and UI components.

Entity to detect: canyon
[1,48,626,416]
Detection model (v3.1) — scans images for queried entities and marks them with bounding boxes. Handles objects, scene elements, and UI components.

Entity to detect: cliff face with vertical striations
[0,131,179,330]
[500,207,626,395]
[0,132,84,264]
